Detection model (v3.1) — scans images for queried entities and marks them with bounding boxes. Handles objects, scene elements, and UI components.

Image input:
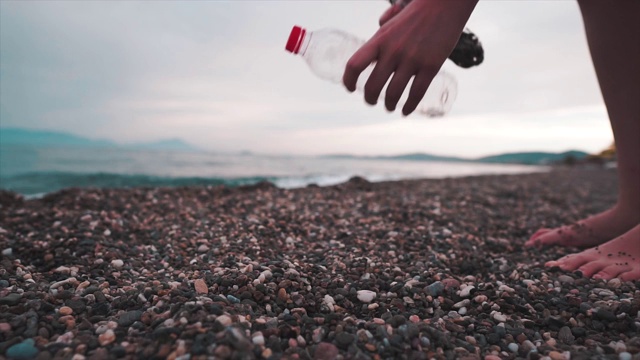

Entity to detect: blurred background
[0,1,614,196]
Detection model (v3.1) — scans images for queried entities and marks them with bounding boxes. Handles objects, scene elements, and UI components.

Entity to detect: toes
[525,228,553,247]
[526,227,574,248]
[583,263,617,278]
[592,265,627,280]
[545,252,593,271]
[619,268,640,281]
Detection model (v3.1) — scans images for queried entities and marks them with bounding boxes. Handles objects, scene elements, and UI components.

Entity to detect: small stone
[426,281,445,296]
[557,275,574,284]
[357,290,376,303]
[619,352,632,360]
[261,349,273,358]
[59,306,73,316]
[216,315,232,327]
[252,332,265,346]
[194,279,208,294]
[98,329,116,346]
[315,342,339,360]
[335,332,354,350]
[1,248,12,256]
[608,278,622,289]
[118,310,142,327]
[6,339,38,360]
[197,244,209,253]
[459,286,475,298]
[595,308,617,322]
[508,343,519,353]
[548,351,567,360]
[474,295,488,303]
[0,293,22,306]
[277,288,288,301]
[558,326,574,344]
[110,259,124,269]
[493,312,507,322]
[442,278,460,289]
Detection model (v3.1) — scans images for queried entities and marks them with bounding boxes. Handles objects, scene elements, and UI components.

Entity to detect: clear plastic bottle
[285,25,457,117]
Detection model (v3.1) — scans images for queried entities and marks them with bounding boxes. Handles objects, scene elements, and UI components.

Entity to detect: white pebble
[111,259,124,269]
[459,286,475,298]
[1,248,12,256]
[493,312,507,322]
[357,290,377,303]
[508,343,519,353]
[619,352,632,360]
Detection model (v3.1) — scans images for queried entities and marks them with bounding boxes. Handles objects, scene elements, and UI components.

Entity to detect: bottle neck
[298,32,311,56]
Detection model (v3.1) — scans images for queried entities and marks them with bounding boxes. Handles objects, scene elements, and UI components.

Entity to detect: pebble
[98,329,116,346]
[315,342,339,360]
[1,248,12,256]
[59,306,73,316]
[118,310,142,327]
[194,279,208,294]
[6,339,38,360]
[558,326,575,344]
[426,281,445,296]
[0,293,22,306]
[356,290,376,303]
[110,259,124,269]
[508,343,519,353]
[459,286,475,298]
[619,352,632,360]
[557,275,574,284]
[493,312,507,323]
[216,315,232,327]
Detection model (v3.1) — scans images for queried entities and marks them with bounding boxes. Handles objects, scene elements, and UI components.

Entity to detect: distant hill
[128,138,197,151]
[323,150,590,165]
[0,128,198,152]
[0,128,115,148]
[475,150,590,165]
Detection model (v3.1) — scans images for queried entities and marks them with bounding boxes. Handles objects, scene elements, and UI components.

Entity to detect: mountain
[0,128,115,148]
[323,153,467,162]
[323,150,590,165]
[128,138,197,151]
[0,128,198,152]
[475,150,590,165]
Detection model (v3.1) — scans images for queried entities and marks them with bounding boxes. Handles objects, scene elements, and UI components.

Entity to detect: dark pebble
[0,293,22,306]
[595,308,616,322]
[118,310,143,327]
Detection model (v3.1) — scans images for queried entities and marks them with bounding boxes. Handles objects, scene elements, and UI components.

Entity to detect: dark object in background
[388,0,484,68]
[449,28,484,68]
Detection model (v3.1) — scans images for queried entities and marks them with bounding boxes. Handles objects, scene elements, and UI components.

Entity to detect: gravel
[1,168,638,359]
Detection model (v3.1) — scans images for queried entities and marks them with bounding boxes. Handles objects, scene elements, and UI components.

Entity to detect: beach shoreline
[1,168,638,359]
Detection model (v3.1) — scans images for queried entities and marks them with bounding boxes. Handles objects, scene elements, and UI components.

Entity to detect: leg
[524,0,640,249]
[544,0,640,279]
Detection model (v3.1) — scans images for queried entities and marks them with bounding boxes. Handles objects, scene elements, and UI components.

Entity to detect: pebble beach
[0,168,638,360]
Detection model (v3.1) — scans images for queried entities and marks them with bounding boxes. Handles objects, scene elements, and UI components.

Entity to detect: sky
[0,0,613,157]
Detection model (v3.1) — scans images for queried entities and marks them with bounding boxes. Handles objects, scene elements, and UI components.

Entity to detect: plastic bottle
[285,25,457,117]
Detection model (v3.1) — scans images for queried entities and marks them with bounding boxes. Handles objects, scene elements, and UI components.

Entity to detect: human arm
[342,0,478,115]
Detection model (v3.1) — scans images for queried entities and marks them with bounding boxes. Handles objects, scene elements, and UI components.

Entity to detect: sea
[0,145,548,197]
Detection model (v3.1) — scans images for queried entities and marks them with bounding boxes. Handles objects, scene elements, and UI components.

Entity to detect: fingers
[363,57,398,105]
[384,67,414,111]
[343,42,379,93]
[402,69,436,116]
[379,4,402,26]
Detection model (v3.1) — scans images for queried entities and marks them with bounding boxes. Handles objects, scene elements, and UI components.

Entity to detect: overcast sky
[0,0,613,157]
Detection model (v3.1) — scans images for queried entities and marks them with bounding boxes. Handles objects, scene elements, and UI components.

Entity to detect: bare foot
[545,223,640,281]
[524,205,640,248]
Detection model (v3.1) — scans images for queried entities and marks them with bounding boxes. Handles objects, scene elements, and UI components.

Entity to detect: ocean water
[0,145,548,196]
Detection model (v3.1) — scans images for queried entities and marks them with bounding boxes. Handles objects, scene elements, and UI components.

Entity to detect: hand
[343,0,477,115]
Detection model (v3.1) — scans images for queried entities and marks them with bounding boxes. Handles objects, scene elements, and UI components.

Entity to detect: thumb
[379,4,402,26]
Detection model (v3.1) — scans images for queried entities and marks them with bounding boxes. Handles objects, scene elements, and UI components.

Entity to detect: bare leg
[544,0,640,279]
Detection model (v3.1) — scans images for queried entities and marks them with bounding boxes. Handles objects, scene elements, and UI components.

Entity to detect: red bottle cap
[285,25,306,54]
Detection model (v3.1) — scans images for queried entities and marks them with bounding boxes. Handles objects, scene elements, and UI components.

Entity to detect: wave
[0,171,281,196]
